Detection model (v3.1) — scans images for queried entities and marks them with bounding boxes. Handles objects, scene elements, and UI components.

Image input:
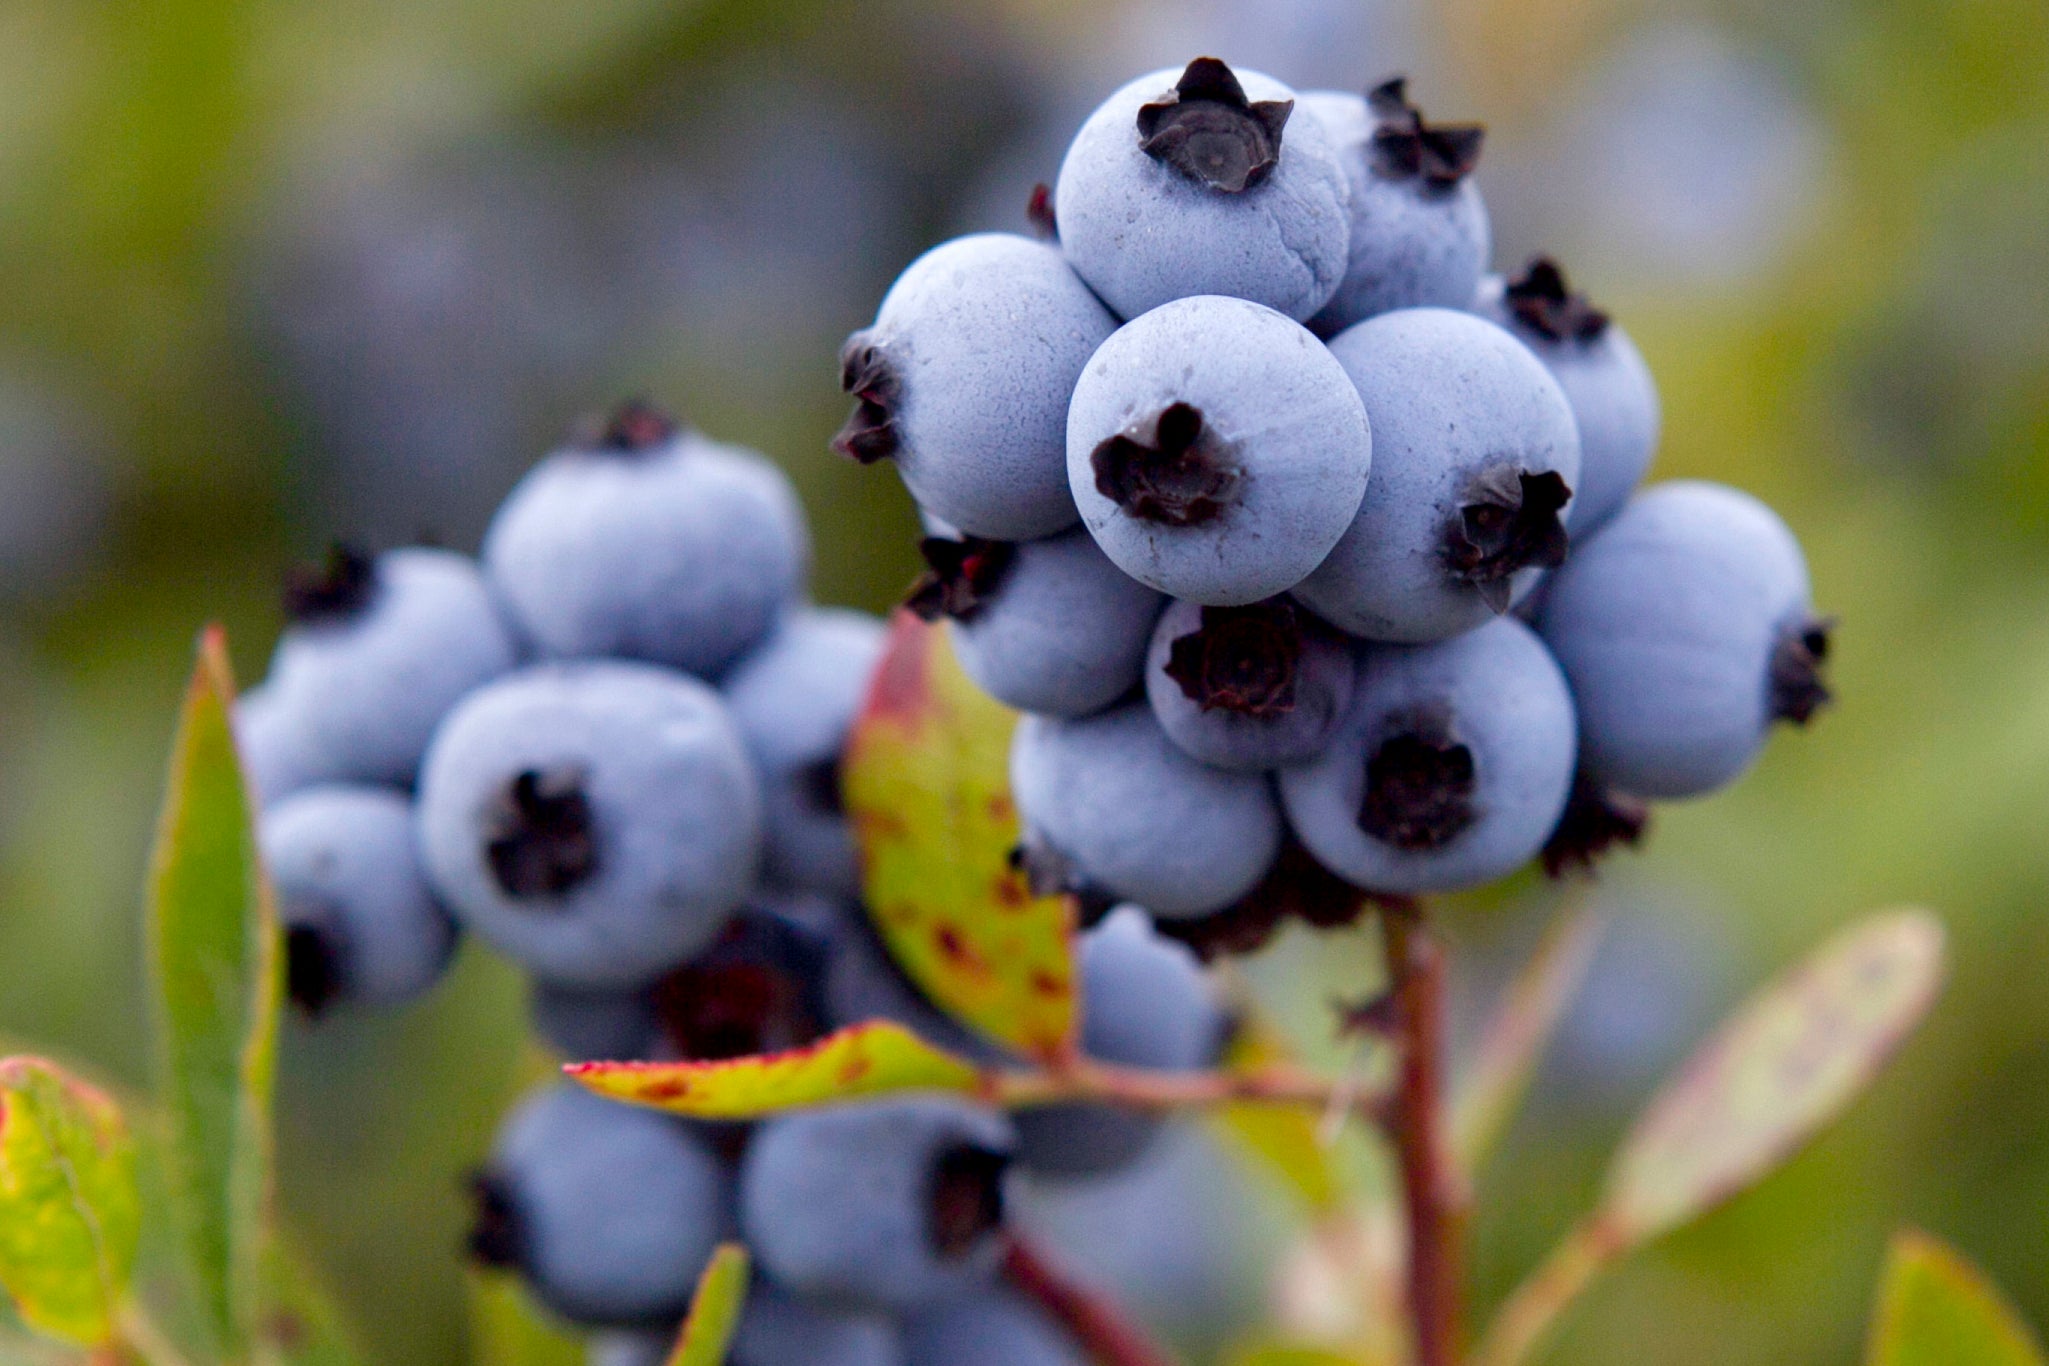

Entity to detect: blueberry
[1015,907,1225,1179]
[1066,295,1371,606]
[1143,598,1355,771]
[731,1281,906,1366]
[416,661,762,988]
[739,1098,1016,1310]
[585,1329,675,1366]
[259,784,458,1014]
[484,402,808,679]
[1537,480,1830,799]
[529,980,660,1062]
[1303,78,1490,334]
[835,235,1114,541]
[235,683,324,808]
[911,529,1163,720]
[1293,307,1581,641]
[1279,617,1577,893]
[1010,702,1282,918]
[468,1084,733,1328]
[1473,259,1660,537]
[1055,59,1351,322]
[903,1288,1086,1366]
[723,609,889,898]
[259,545,519,790]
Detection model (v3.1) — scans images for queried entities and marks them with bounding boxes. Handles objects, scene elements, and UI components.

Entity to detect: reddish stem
[1004,1233,1184,1366]
[1383,908,1467,1366]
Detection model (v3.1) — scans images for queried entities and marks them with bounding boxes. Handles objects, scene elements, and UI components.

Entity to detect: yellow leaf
[1209,1016,1355,1216]
[842,613,1077,1062]
[566,1021,983,1120]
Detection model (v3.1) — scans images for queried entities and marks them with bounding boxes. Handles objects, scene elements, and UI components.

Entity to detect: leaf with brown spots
[565,1022,982,1120]
[843,614,1078,1062]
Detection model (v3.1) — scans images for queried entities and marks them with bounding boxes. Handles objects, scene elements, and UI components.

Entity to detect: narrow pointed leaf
[147,626,282,1358]
[1600,908,1944,1245]
[667,1244,749,1366]
[466,1272,581,1366]
[568,1021,982,1119]
[1225,1347,1374,1366]
[1209,1015,1355,1216]
[1866,1229,2046,1366]
[843,613,1077,1061]
[1453,901,1603,1172]
[0,1058,140,1346]
[262,1239,365,1366]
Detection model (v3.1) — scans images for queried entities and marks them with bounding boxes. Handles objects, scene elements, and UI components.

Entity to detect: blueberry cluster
[841,58,1833,950]
[237,403,1207,1363]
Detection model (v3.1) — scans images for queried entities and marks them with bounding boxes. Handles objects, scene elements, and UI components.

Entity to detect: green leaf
[843,613,1078,1062]
[146,626,282,1360]
[0,1057,141,1346]
[1453,899,1602,1174]
[1866,1229,2046,1366]
[667,1244,749,1366]
[466,1272,582,1366]
[1599,908,1945,1245]
[567,1021,983,1119]
[262,1239,365,1366]
[1208,1014,1356,1216]
[1224,1344,1377,1366]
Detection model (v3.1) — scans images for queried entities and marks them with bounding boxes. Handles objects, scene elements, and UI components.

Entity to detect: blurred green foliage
[0,0,2045,1362]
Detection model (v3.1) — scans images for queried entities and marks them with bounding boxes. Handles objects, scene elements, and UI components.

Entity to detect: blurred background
[0,0,2045,1362]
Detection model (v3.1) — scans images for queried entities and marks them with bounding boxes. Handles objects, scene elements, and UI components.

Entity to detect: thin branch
[987,1057,1393,1127]
[1470,1219,1622,1366]
[1003,1234,1184,1366]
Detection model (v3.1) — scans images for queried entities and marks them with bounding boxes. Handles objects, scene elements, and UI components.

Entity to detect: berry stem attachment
[1382,906,1468,1366]
[1004,1233,1186,1366]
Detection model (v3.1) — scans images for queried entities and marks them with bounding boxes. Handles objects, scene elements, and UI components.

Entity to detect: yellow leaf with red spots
[565,1022,983,1120]
[842,612,1077,1062]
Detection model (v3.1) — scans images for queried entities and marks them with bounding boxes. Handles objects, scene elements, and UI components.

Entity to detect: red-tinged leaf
[1866,1229,2046,1366]
[842,612,1077,1062]
[567,1021,983,1120]
[667,1244,749,1366]
[1599,908,1945,1245]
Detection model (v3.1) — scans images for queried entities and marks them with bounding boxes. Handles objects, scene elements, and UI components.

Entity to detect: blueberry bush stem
[1002,1234,1183,1366]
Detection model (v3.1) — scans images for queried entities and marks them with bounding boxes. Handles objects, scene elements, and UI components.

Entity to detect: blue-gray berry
[731,1282,906,1366]
[259,545,519,791]
[468,1084,733,1329]
[416,661,762,988]
[1066,296,1371,605]
[1015,907,1225,1179]
[529,981,659,1062]
[723,609,889,898]
[1010,702,1282,918]
[1303,79,1490,334]
[1279,617,1577,893]
[1055,60,1351,322]
[1294,307,1581,641]
[835,234,1115,541]
[1144,598,1355,771]
[260,784,458,1014]
[1537,480,1829,799]
[484,403,808,679]
[912,529,1163,719]
[739,1098,1016,1311]
[904,1288,1086,1366]
[1473,260,1659,538]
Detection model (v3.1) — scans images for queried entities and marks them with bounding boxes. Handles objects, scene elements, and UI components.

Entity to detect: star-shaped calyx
[1137,57,1294,194]
[832,331,902,464]
[1164,600,1305,717]
[903,536,1018,623]
[283,543,378,625]
[485,768,600,900]
[1504,258,1610,343]
[1368,76,1484,187]
[1359,703,1478,852]
[1770,614,1835,725]
[1443,464,1572,612]
[573,397,680,455]
[1091,401,1242,527]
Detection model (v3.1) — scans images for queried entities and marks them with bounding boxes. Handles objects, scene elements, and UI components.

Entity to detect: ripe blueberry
[1143,597,1356,771]
[903,1288,1087,1366]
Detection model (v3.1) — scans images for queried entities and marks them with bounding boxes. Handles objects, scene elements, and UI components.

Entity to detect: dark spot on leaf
[1164,599,1304,717]
[1540,771,1649,878]
[486,768,599,900]
[1504,257,1610,343]
[1091,402,1241,526]
[833,332,901,464]
[1443,464,1571,610]
[1026,183,1058,240]
[1367,76,1484,188]
[1770,613,1835,726]
[904,537,1017,623]
[464,1168,526,1270]
[928,1144,1008,1258]
[1359,704,1477,851]
[571,398,680,455]
[282,544,377,625]
[1136,57,1294,194]
[284,921,347,1018]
